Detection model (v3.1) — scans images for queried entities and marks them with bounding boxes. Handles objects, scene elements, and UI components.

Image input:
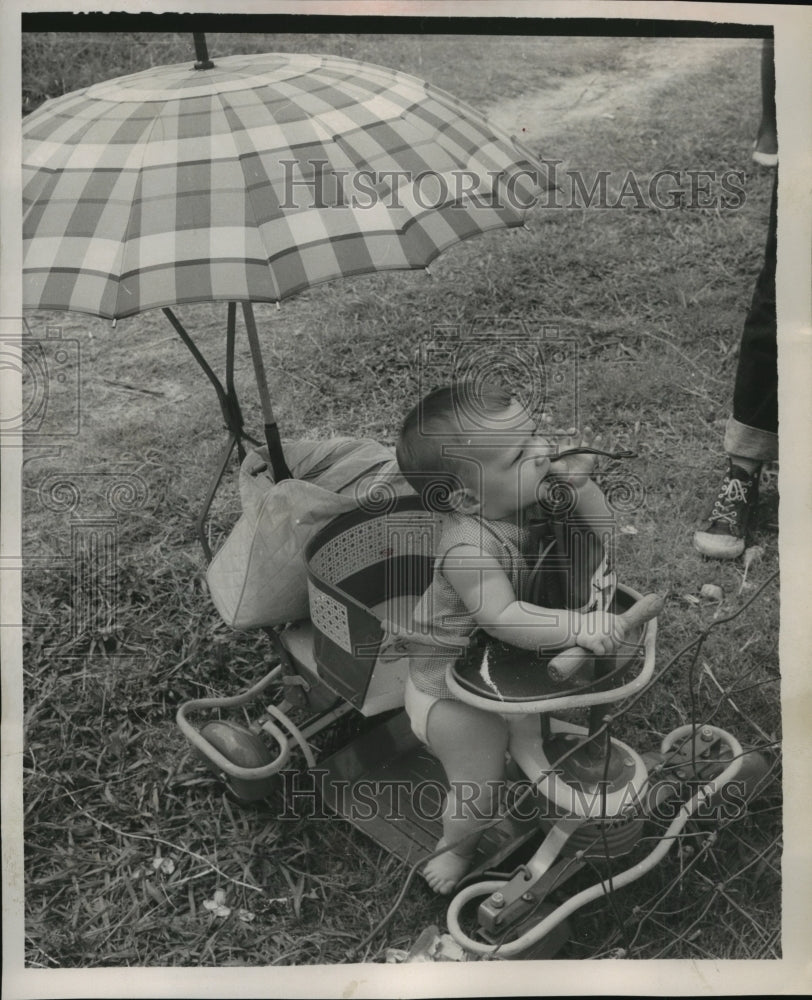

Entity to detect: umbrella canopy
[23,49,549,319]
[22,44,552,544]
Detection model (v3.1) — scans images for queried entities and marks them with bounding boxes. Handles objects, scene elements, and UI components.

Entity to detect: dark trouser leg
[695,179,777,558]
[754,38,777,157]
[724,176,778,464]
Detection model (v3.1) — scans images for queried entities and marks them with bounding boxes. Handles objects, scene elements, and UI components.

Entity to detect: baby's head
[396,381,553,518]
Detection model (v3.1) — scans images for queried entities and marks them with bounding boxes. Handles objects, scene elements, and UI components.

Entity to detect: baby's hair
[396,381,515,507]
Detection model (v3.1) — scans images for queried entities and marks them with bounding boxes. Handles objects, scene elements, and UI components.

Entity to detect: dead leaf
[203,888,231,918]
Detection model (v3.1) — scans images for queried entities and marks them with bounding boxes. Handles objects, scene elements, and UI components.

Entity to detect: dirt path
[481,37,749,145]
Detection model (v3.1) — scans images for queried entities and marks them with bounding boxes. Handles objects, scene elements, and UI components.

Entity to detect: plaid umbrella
[24,49,546,315]
[23,43,550,536]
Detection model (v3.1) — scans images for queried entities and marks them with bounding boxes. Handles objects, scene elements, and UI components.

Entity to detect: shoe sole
[693,531,745,560]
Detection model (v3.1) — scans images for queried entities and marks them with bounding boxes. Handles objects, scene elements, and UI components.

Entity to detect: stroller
[176,435,768,959]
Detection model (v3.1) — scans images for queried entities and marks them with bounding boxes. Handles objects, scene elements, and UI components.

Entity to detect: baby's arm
[564,477,613,522]
[443,545,583,652]
[542,427,617,557]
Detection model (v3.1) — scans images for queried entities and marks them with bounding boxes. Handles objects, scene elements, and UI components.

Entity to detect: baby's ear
[451,488,481,514]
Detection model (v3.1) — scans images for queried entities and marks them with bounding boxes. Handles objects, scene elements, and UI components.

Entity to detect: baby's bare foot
[423,840,473,895]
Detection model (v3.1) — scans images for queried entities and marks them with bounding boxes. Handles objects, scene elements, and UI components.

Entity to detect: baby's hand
[548,425,602,486]
[574,610,628,657]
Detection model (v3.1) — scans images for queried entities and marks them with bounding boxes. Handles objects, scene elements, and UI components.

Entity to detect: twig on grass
[265,357,321,390]
[676,382,718,405]
[638,329,726,384]
[62,788,265,894]
[701,662,774,744]
[695,871,774,947]
[99,377,166,397]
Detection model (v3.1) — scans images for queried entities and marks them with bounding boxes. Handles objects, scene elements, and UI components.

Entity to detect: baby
[396,381,630,894]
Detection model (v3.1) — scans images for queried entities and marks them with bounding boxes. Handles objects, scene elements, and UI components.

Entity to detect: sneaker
[693,464,760,560]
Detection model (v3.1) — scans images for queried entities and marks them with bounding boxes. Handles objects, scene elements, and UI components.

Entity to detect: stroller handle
[548,593,664,683]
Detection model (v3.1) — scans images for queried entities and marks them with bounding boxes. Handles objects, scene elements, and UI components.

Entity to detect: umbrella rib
[213,89,282,302]
[110,97,172,319]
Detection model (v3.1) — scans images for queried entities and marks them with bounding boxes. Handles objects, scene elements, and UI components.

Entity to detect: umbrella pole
[162,306,256,450]
[225,303,246,465]
[196,437,239,563]
[241,301,292,482]
[162,305,260,558]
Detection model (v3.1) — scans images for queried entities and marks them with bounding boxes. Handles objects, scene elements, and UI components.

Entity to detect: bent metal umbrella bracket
[161,300,284,558]
[23,34,551,557]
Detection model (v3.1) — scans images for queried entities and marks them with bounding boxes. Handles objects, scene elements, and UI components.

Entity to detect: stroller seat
[304,496,440,715]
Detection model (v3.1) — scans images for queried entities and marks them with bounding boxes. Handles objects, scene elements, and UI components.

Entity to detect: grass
[21,31,630,115]
[19,30,781,967]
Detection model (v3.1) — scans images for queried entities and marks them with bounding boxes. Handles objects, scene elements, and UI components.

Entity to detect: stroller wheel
[199,720,279,803]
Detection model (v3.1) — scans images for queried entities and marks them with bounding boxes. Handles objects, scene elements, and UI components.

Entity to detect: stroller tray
[320,711,542,871]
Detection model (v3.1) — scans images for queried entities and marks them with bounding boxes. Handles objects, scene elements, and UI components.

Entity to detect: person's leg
[422,698,508,894]
[727,180,778,459]
[753,38,778,165]
[694,179,778,559]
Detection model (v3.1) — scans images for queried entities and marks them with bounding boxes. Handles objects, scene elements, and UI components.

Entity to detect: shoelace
[710,476,751,527]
